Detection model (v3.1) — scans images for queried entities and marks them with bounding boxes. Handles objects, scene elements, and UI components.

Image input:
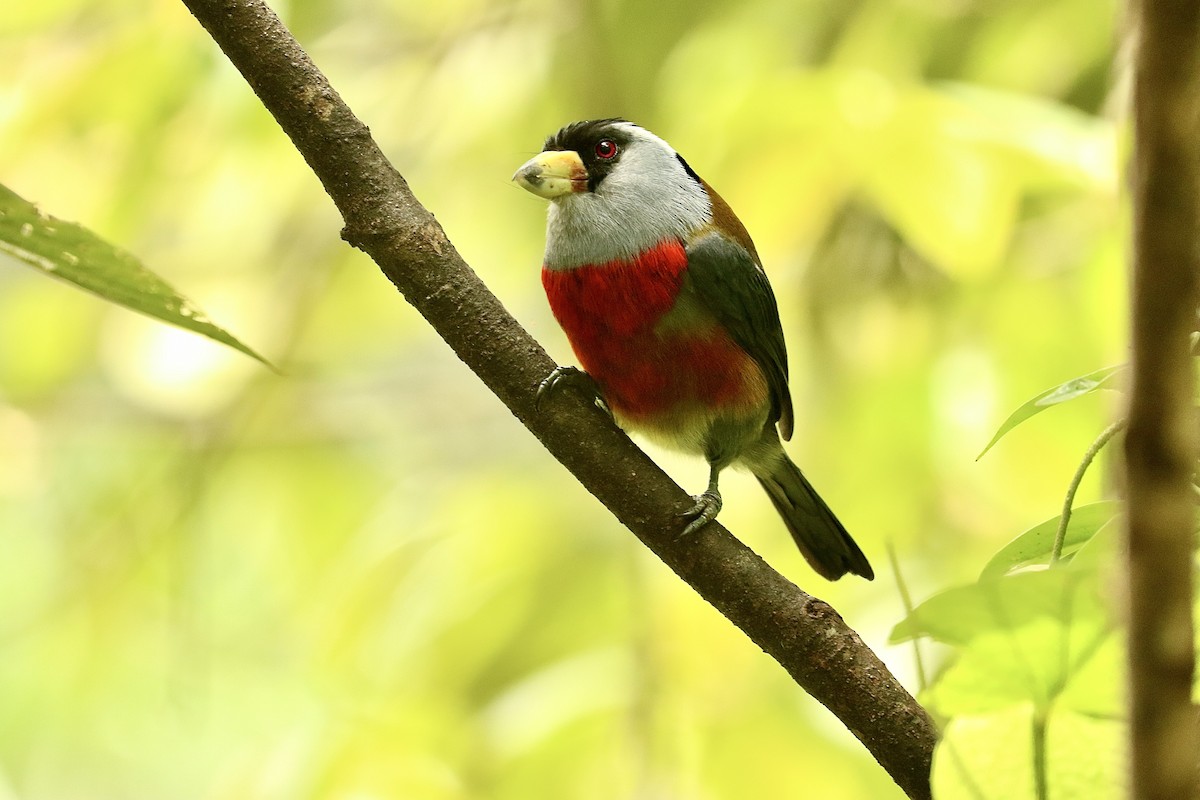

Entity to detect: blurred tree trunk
[178,0,937,797]
[1126,2,1200,799]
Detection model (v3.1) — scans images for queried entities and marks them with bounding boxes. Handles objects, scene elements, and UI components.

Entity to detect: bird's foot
[677,490,723,538]
[536,366,611,418]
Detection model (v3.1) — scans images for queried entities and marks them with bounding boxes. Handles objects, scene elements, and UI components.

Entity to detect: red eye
[594,139,618,160]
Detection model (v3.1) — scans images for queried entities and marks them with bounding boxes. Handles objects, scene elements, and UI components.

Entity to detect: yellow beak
[512,150,588,199]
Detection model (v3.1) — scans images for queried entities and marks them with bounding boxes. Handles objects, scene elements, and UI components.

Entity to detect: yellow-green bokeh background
[1,0,1120,797]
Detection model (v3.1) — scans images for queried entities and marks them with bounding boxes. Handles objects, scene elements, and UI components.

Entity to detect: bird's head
[513,119,716,268]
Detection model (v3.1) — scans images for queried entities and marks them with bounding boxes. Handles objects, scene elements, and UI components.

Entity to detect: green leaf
[980,501,1121,578]
[903,569,1114,725]
[1055,515,1120,575]
[977,365,1125,459]
[0,183,270,366]
[932,705,1124,800]
[932,705,1038,800]
[1045,709,1123,800]
[922,616,1110,716]
[1056,633,1123,719]
[891,569,1104,647]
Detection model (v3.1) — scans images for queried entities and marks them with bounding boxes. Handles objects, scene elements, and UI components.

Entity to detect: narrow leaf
[0,183,269,366]
[977,365,1125,459]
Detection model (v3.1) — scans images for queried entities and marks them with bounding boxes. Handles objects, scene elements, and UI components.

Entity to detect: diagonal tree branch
[179,1,937,795]
[1126,2,1200,798]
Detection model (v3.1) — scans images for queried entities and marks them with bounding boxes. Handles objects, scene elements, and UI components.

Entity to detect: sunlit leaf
[0,183,269,366]
[1046,709,1123,800]
[932,705,1123,800]
[932,706,1038,800]
[980,501,1121,578]
[923,613,1108,715]
[891,569,1105,647]
[1056,633,1123,718]
[918,572,1119,799]
[905,569,1116,770]
[1058,515,1121,574]
[977,365,1125,459]
[926,632,1057,714]
[932,649,1124,796]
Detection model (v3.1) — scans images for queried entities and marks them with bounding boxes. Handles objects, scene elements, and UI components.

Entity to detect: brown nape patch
[702,179,761,264]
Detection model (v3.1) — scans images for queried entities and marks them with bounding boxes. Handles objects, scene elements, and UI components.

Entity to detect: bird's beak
[512,150,588,199]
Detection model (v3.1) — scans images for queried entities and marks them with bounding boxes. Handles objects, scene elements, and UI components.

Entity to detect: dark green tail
[754,453,873,581]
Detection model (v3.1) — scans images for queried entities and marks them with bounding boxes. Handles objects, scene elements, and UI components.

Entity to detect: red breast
[542,239,767,422]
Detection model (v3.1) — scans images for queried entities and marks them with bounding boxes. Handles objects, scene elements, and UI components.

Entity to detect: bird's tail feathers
[752,452,873,581]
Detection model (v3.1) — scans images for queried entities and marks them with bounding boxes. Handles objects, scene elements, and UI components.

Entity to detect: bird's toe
[677,490,723,538]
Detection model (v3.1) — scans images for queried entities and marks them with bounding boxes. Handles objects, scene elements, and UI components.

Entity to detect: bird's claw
[535,366,571,410]
[677,490,723,538]
[536,366,611,418]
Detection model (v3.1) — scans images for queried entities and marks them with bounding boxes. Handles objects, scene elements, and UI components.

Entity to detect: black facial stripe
[542,118,635,192]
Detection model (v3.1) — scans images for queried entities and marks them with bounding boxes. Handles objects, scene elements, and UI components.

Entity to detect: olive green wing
[685,230,794,439]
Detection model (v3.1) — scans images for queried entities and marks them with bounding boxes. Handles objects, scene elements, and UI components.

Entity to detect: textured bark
[1127,2,1200,799]
[178,1,937,795]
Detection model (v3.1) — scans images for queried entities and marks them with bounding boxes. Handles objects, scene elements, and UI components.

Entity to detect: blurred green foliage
[0,0,1123,797]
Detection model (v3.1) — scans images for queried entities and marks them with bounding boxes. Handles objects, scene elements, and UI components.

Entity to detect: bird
[512,119,873,581]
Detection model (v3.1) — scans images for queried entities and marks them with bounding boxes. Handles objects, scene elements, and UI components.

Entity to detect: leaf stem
[1032,709,1048,800]
[1050,419,1126,565]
